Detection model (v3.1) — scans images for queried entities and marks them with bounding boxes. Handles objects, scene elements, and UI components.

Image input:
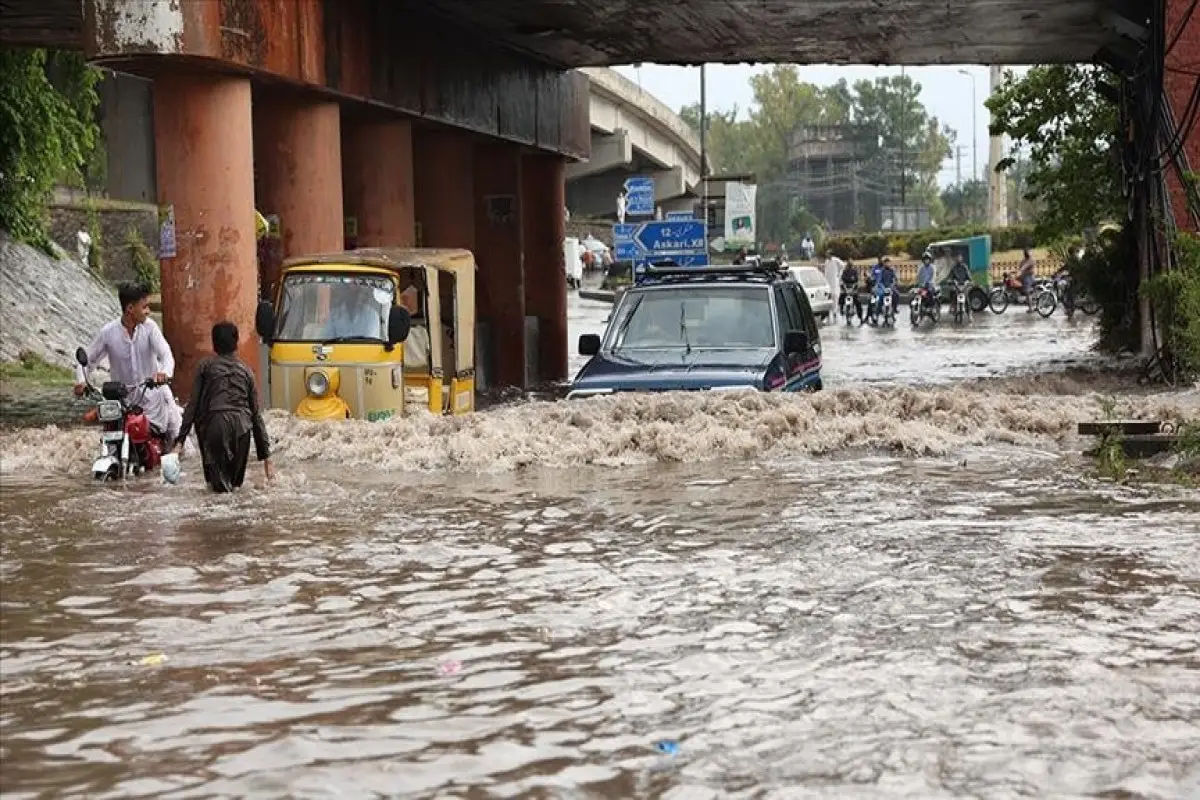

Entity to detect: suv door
[782,283,820,357]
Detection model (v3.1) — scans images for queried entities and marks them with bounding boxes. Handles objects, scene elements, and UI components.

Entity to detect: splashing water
[4,377,1194,476]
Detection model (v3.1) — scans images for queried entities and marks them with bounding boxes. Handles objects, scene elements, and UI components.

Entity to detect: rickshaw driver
[399,284,430,370]
[327,283,386,340]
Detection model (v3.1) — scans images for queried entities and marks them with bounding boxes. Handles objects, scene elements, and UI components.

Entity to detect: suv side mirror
[784,330,809,355]
[579,334,601,356]
[255,301,275,341]
[387,306,412,347]
[75,347,88,367]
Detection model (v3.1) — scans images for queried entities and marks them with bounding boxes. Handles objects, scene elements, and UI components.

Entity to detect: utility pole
[956,69,977,182]
[899,66,907,207]
[987,65,1008,227]
[699,64,708,233]
[956,146,963,186]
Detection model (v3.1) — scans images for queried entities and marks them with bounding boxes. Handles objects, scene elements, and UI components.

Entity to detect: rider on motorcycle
[872,257,899,321]
[916,253,938,305]
[1019,248,1037,312]
[74,281,183,448]
[840,260,863,323]
[948,254,971,287]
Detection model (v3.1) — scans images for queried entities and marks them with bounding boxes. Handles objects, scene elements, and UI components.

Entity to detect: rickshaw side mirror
[75,347,88,367]
[255,301,275,342]
[387,306,411,348]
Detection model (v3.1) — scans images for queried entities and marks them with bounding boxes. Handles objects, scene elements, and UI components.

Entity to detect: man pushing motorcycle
[74,282,183,449]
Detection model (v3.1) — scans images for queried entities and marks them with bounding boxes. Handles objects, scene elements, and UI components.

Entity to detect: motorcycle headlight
[97,400,123,422]
[306,371,330,398]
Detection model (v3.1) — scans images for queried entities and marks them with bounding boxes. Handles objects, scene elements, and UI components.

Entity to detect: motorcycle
[876,289,896,327]
[949,280,971,324]
[988,273,1057,317]
[909,286,940,327]
[75,347,171,481]
[840,285,858,324]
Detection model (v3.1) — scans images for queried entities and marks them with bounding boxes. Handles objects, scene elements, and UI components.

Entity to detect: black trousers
[200,422,252,493]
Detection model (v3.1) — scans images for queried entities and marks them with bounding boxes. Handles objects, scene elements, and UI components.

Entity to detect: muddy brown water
[2,299,1199,798]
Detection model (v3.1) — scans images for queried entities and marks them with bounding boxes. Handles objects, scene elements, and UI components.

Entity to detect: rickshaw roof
[282,247,477,276]
[928,234,989,249]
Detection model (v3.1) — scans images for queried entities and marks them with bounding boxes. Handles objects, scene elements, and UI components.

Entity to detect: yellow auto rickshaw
[254,247,477,421]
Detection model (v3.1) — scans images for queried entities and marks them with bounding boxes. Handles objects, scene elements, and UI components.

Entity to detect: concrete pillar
[253,95,344,296]
[413,129,475,248]
[342,117,415,247]
[473,143,526,388]
[152,73,257,400]
[1165,0,1200,230]
[522,154,568,382]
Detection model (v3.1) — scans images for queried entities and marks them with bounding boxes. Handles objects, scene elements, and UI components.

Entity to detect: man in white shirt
[74,282,183,444]
[824,254,845,319]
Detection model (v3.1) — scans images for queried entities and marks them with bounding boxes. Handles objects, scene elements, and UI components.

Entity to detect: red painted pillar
[521,154,568,382]
[343,117,416,247]
[153,73,257,399]
[413,128,475,248]
[253,94,344,295]
[1165,0,1200,230]
[474,144,526,388]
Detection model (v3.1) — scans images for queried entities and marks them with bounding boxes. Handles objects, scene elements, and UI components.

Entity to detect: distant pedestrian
[174,321,273,493]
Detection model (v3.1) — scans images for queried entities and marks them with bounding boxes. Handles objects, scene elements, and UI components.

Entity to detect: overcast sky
[612,63,1030,189]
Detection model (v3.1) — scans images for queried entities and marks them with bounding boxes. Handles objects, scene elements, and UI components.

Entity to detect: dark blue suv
[568,262,823,398]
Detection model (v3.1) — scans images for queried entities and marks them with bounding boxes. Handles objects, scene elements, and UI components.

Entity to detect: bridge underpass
[2,0,1193,380]
[566,67,705,220]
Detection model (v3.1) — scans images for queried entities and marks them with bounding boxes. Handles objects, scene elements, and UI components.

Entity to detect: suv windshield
[607,286,774,350]
[275,273,395,342]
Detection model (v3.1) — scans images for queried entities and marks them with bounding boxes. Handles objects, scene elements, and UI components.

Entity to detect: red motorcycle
[75,347,171,481]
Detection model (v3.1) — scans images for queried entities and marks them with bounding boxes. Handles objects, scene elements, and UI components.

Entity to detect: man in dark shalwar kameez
[174,322,274,492]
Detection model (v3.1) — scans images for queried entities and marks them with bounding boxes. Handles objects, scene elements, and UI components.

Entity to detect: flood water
[2,289,1199,798]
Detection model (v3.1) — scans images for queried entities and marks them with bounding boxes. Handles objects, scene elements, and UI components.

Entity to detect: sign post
[623,175,656,218]
[613,219,709,279]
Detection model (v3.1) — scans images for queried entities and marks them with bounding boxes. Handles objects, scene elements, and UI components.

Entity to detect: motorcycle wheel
[968,287,989,313]
[1081,298,1100,315]
[988,288,1009,314]
[1036,290,1057,318]
[910,300,920,327]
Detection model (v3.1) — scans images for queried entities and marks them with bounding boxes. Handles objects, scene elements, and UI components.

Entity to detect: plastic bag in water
[161,453,181,485]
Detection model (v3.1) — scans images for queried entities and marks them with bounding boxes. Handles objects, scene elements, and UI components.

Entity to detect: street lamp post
[957,68,977,183]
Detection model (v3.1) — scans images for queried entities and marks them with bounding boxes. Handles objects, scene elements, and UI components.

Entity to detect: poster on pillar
[158,205,177,259]
[725,182,757,245]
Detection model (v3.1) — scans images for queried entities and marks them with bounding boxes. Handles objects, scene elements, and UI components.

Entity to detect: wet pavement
[2,283,1199,799]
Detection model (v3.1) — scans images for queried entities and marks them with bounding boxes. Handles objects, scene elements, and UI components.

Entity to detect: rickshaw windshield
[275,273,395,342]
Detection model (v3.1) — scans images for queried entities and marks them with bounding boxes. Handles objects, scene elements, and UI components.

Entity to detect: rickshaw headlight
[306,371,330,398]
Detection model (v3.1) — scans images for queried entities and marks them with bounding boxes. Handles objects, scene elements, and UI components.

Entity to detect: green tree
[680,67,955,242]
[940,179,988,225]
[0,48,101,248]
[848,75,955,210]
[678,104,753,174]
[986,65,1120,241]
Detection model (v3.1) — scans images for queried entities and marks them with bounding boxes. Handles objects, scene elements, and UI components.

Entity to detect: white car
[791,266,834,321]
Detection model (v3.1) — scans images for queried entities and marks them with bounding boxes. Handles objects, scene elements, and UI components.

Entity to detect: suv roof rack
[636,261,792,286]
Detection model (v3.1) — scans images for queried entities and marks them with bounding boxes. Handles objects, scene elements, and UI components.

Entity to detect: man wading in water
[173,321,273,492]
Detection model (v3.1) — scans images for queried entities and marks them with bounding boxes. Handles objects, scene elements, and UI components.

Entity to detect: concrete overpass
[566,67,705,219]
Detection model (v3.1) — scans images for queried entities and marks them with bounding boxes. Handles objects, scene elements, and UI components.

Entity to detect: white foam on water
[2,376,1195,477]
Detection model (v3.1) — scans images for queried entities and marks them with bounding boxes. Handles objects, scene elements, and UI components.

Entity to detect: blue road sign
[613,220,709,276]
[665,210,696,221]
[623,175,655,217]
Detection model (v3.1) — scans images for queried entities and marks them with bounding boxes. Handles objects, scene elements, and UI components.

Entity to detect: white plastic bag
[161,453,181,485]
